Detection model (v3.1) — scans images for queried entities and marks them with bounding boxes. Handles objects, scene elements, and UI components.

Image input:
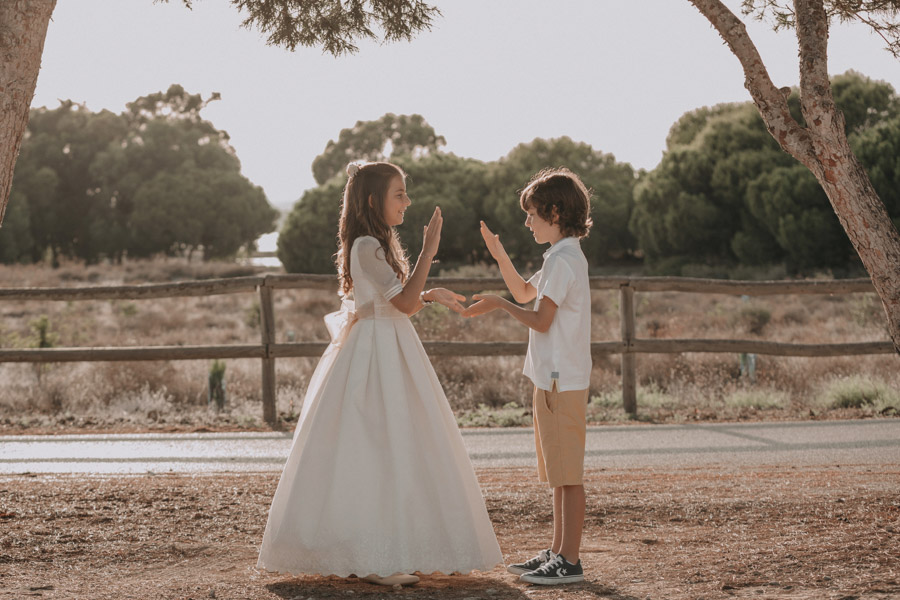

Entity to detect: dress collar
[542,236,579,260]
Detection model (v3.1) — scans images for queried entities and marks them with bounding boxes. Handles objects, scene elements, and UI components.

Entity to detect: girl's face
[381,175,411,227]
[524,207,562,245]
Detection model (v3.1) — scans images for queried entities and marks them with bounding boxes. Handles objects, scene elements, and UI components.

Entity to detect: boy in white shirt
[465,168,592,585]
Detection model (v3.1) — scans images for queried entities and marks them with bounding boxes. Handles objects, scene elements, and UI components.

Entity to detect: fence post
[619,283,637,414]
[259,277,277,426]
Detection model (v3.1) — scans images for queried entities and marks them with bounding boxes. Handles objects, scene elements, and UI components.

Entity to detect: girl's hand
[462,294,503,318]
[480,221,507,261]
[422,207,442,260]
[424,288,467,314]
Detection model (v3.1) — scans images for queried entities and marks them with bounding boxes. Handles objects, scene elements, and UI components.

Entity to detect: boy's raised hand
[426,288,467,314]
[480,221,508,262]
[462,294,503,318]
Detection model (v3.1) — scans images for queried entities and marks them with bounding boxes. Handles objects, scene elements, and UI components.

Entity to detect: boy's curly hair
[519,167,593,239]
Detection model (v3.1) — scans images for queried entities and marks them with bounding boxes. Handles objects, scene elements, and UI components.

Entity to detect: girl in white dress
[257,162,503,586]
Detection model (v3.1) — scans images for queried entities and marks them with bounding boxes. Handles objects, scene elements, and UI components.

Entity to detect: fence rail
[1,274,895,424]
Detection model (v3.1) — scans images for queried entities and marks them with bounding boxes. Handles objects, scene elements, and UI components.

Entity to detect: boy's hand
[480,221,508,261]
[462,294,503,318]
[425,288,467,314]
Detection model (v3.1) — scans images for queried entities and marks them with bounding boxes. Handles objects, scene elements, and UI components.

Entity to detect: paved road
[2,419,898,475]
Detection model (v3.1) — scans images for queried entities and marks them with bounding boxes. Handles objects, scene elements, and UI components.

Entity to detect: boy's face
[524,207,562,245]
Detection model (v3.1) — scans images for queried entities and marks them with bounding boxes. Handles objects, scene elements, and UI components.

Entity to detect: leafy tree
[0,189,34,264]
[483,137,637,268]
[746,164,853,269]
[632,103,787,269]
[632,71,900,273]
[5,86,276,263]
[688,0,900,351]
[392,151,488,263]
[7,102,127,265]
[278,179,344,274]
[853,113,900,232]
[311,114,446,185]
[1,0,436,235]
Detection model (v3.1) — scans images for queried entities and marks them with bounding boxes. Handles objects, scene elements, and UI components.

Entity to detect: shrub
[456,402,531,428]
[822,375,900,409]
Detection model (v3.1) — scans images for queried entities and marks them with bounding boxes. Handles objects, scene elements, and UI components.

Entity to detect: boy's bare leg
[551,486,563,554]
[559,484,585,562]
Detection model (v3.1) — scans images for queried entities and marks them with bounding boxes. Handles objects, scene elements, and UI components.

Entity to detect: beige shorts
[532,384,588,488]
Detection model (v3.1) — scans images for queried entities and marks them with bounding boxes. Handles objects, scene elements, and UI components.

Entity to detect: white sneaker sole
[519,573,584,585]
[507,565,537,575]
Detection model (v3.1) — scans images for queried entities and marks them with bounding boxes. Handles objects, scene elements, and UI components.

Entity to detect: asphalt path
[1,419,898,474]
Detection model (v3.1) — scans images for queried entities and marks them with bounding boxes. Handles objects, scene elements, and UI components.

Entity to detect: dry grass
[1,260,898,433]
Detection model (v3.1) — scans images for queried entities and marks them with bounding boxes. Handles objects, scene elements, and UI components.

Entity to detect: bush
[822,376,900,410]
[456,402,531,427]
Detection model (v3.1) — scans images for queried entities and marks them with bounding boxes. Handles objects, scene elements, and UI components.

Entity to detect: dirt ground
[1,465,898,600]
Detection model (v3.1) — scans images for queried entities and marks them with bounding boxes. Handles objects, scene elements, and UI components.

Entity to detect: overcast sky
[31,0,900,213]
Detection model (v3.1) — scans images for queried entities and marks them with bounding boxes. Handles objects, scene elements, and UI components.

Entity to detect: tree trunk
[0,0,56,227]
[688,0,900,354]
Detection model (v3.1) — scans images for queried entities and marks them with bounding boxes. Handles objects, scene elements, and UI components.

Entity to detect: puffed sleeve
[536,256,574,307]
[355,237,404,301]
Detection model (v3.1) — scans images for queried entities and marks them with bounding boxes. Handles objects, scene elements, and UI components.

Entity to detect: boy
[464,167,592,585]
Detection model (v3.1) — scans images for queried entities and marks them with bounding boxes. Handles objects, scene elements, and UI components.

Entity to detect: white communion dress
[257,236,503,577]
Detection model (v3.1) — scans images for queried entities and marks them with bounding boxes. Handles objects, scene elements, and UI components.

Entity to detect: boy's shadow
[267,575,644,599]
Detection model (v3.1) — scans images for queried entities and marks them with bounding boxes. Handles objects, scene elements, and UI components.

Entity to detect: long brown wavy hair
[336,162,409,297]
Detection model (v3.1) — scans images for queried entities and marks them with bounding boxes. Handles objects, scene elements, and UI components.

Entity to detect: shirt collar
[542,236,579,260]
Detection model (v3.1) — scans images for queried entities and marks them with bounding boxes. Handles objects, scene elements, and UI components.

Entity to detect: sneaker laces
[531,553,566,575]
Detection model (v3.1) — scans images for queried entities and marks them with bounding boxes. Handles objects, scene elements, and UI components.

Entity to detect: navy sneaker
[519,552,584,585]
[506,548,555,575]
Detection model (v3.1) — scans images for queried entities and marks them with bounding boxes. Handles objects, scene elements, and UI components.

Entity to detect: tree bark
[0,0,56,227]
[688,0,900,354]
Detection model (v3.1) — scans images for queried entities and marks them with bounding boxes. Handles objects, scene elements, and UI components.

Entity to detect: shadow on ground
[267,574,645,600]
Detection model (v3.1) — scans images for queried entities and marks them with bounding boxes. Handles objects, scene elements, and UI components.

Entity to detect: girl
[257,161,503,586]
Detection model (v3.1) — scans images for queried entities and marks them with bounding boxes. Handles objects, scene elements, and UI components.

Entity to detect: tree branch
[795,0,841,136]
[689,0,814,162]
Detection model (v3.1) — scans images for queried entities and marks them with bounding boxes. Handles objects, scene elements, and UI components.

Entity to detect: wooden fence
[1,274,895,423]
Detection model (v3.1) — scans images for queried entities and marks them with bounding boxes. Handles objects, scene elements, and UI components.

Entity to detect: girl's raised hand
[422,207,442,260]
[425,288,467,314]
[480,221,507,261]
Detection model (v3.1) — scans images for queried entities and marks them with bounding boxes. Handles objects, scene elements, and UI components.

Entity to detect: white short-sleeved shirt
[523,237,591,392]
[352,236,403,302]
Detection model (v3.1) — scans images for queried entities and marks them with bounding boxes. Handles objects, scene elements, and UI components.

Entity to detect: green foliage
[483,137,638,267]
[222,0,441,55]
[0,190,34,264]
[631,71,900,274]
[311,113,446,185]
[2,85,277,265]
[456,402,531,428]
[852,113,900,234]
[277,179,344,274]
[279,123,637,273]
[208,360,226,411]
[29,315,57,349]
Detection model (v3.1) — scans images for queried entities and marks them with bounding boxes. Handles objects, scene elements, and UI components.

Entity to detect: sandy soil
[2,465,899,600]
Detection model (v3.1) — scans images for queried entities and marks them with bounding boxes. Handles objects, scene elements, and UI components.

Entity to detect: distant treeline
[5,72,899,276]
[0,85,278,266]
[279,70,900,276]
